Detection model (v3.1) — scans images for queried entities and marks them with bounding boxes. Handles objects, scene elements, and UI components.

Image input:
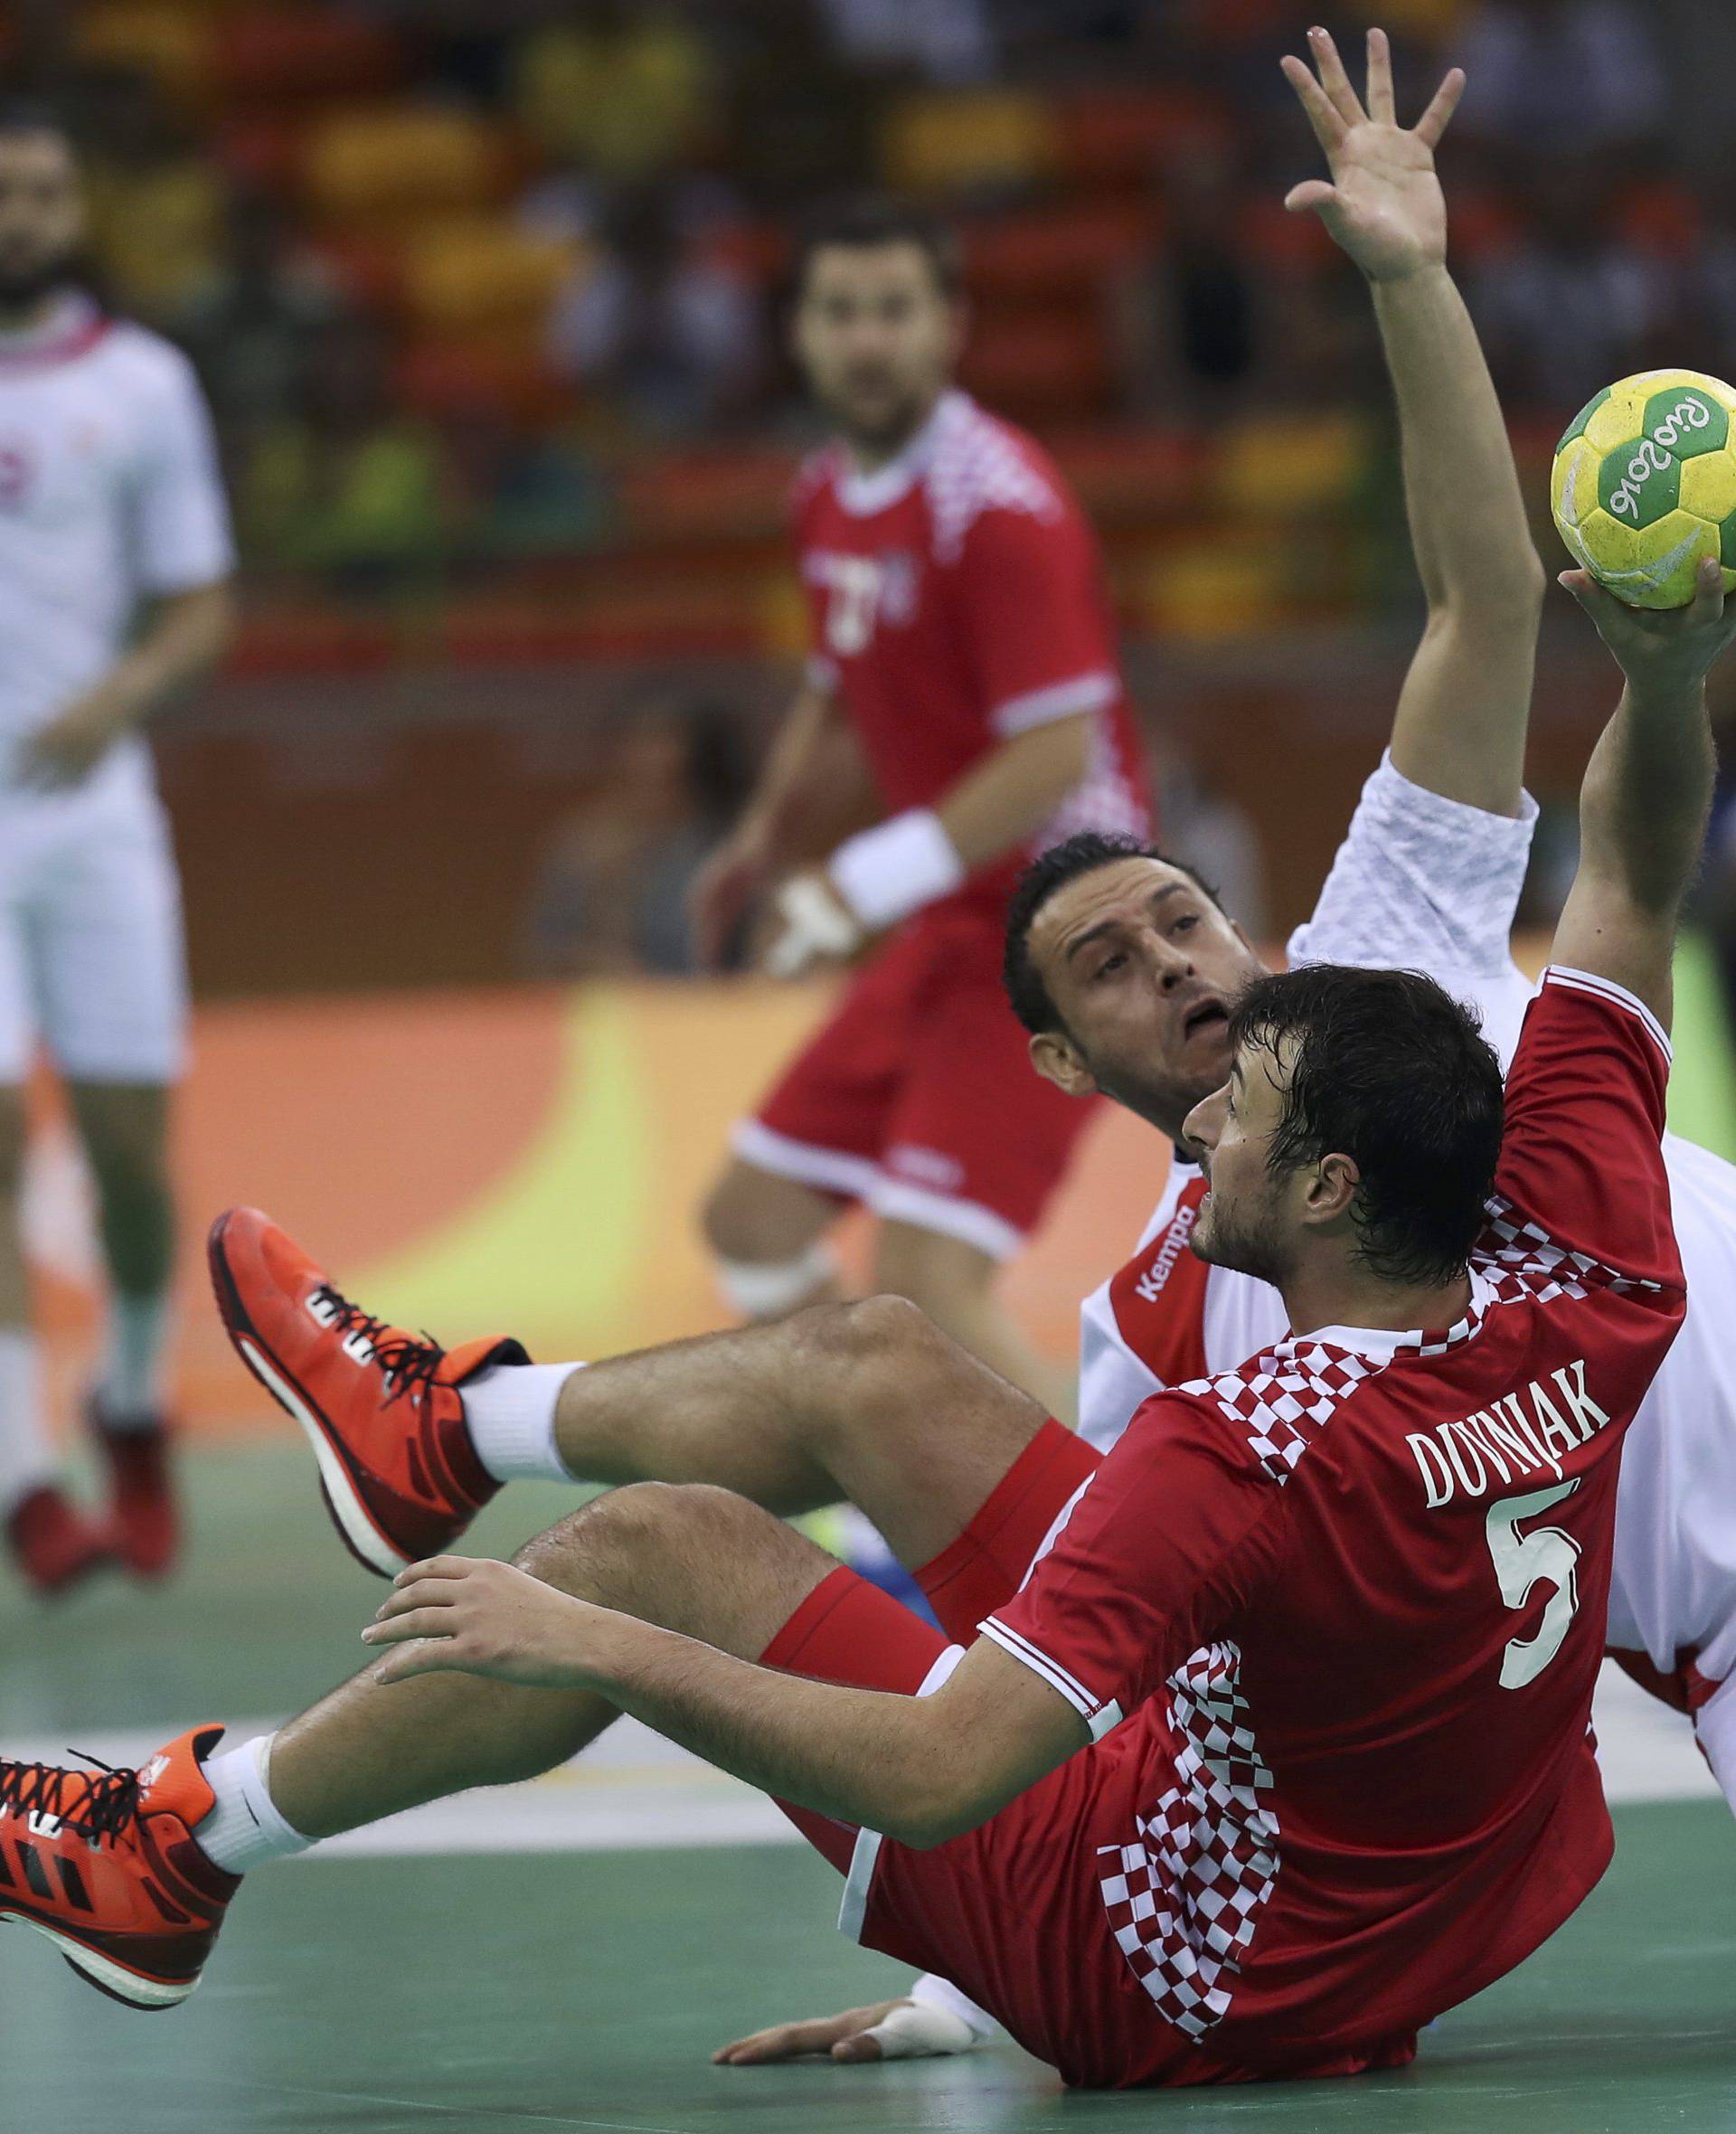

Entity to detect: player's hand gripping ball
[1552,369,1736,609]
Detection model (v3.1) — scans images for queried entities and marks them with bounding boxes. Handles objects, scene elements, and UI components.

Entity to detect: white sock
[461,1362,580,1483]
[96,1289,172,1426]
[0,1327,57,1517]
[195,1734,312,1874]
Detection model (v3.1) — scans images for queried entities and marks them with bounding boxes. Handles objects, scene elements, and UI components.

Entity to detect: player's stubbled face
[1183,1040,1293,1286]
[1029,857,1267,1138]
[0,134,81,313]
[794,243,963,458]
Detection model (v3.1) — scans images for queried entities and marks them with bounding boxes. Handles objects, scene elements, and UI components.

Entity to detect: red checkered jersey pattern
[983,968,1684,2059]
[796,391,1148,916]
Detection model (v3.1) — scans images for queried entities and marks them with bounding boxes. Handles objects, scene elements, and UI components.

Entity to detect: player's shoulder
[921,391,1074,560]
[90,319,208,404]
[1166,1327,1401,1487]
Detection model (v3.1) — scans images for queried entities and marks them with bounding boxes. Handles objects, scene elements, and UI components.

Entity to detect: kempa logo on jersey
[1134,1198,1200,1304]
[1408,1358,1611,1508]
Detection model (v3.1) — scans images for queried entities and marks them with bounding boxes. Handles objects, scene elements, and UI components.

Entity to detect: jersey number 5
[1486,1479,1583,1689]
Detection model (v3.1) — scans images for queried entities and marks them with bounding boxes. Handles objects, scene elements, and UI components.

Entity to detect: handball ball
[1551,369,1736,609]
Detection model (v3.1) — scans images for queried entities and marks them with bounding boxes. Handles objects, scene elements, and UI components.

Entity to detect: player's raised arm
[1283,27,1543,815]
[1552,559,1736,1031]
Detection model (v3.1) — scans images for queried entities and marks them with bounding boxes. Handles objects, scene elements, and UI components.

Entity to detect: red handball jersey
[983,968,1685,2061]
[796,391,1148,915]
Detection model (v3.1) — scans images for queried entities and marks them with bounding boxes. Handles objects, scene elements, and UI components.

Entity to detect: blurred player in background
[691,196,1147,1419]
[0,104,234,1591]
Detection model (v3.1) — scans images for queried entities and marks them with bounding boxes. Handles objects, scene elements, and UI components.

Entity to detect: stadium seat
[1214,410,1372,519]
[1143,534,1291,639]
[1053,86,1231,192]
[216,8,403,110]
[879,89,1056,200]
[303,109,514,234]
[401,220,577,342]
[78,5,216,112]
[396,339,573,429]
[965,203,1158,301]
[960,313,1113,424]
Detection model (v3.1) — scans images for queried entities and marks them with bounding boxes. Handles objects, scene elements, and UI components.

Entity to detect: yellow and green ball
[1551,369,1736,609]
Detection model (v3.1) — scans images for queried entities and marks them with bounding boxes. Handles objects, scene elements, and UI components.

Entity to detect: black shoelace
[0,1752,140,1846]
[309,1285,445,1405]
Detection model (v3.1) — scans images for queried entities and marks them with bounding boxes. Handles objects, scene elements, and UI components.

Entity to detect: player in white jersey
[0,104,234,1591]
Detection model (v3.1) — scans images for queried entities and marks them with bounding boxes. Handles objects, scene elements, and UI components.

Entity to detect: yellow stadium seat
[1214,411,1371,519]
[303,107,511,232]
[402,218,578,340]
[78,5,215,110]
[880,89,1056,199]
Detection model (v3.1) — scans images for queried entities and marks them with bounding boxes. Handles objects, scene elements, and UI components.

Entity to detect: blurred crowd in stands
[11,0,1728,627]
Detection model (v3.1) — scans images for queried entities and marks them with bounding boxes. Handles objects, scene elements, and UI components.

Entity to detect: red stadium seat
[960,312,1113,424]
[965,202,1159,301]
[396,339,573,428]
[216,8,404,110]
[1052,86,1231,192]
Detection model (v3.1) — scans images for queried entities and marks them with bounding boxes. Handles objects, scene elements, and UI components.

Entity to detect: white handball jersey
[1080,752,1736,1692]
[0,295,232,794]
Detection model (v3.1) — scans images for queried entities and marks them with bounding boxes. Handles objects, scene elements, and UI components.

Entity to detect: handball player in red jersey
[5,408,1722,2092]
[690,195,1147,1417]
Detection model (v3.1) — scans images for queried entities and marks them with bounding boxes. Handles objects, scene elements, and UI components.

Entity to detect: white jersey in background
[0,294,232,1084]
[1080,752,1736,1806]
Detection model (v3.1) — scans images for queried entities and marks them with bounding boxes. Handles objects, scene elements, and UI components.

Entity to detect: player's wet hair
[1003,832,1224,1038]
[1227,964,1504,1288]
[791,194,962,300]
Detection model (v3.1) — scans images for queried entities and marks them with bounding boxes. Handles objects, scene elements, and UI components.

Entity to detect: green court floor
[5,1443,1736,2131]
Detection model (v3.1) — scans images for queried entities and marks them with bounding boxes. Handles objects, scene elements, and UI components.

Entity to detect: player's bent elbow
[882,1767,1011,1852]
[1429,551,1546,633]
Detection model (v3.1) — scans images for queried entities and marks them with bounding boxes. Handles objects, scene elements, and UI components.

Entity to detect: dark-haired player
[0,102,234,1589]
[690,192,1146,1418]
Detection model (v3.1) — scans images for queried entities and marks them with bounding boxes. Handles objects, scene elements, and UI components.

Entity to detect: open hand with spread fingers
[1281,25,1465,282]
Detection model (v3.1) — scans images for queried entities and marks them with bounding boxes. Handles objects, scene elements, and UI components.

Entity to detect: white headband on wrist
[828,807,966,931]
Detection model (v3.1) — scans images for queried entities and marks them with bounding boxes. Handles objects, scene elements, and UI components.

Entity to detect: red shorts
[735,904,1096,1258]
[759,1421,1416,2090]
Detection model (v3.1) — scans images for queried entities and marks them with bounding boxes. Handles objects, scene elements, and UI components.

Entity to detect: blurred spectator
[242,316,444,592]
[1468,159,1674,412]
[1115,151,1262,417]
[440,400,608,562]
[816,0,997,84]
[524,698,756,977]
[76,63,223,323]
[174,188,349,453]
[1153,743,1268,940]
[1453,0,1665,158]
[547,182,764,435]
[512,5,715,184]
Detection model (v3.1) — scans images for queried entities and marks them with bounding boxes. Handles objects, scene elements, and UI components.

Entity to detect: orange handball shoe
[0,1724,238,2009]
[207,1207,529,1577]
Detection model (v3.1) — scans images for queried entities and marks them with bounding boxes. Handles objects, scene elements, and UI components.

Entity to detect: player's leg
[40,788,188,1575]
[0,871,112,1591]
[873,1221,1075,1421]
[212,1204,1095,1636]
[859,922,1097,1421]
[1692,1670,1736,1815]
[700,1157,841,1317]
[0,1484,939,2007]
[702,935,914,1320]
